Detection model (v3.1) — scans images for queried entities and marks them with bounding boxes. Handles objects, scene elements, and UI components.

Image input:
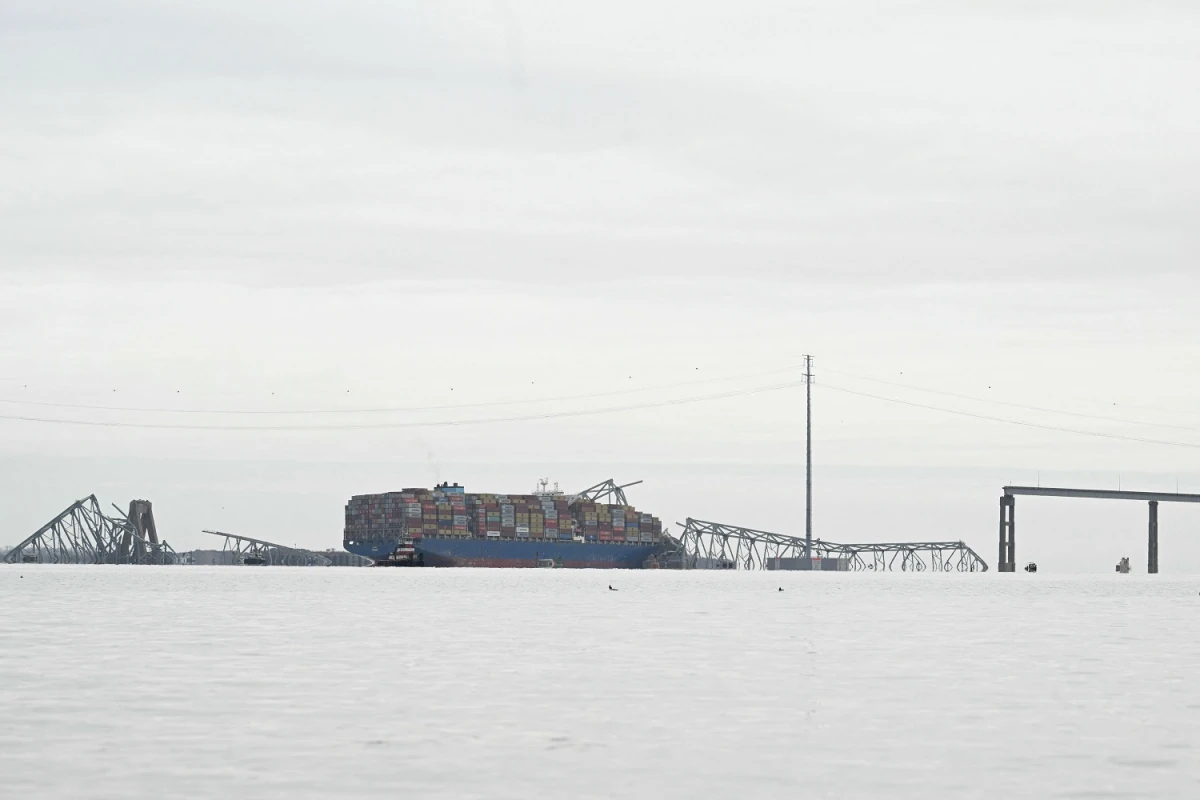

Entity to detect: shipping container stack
[541,495,574,541]
[346,486,664,545]
[500,497,515,537]
[345,490,447,545]
[450,490,468,537]
[344,495,370,545]
[516,501,530,539]
[484,495,501,538]
[624,506,639,542]
[418,493,437,539]
[400,491,423,539]
[540,495,554,539]
[573,499,598,542]
[467,493,496,538]
[341,487,471,544]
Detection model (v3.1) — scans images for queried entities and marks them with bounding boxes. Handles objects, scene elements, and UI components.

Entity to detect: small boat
[374,539,424,567]
[536,557,562,569]
[1024,562,1038,573]
[243,556,267,566]
[1115,557,1131,574]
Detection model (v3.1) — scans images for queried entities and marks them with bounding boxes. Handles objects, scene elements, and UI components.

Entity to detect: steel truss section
[203,530,332,566]
[675,518,988,572]
[3,496,178,565]
[571,479,644,507]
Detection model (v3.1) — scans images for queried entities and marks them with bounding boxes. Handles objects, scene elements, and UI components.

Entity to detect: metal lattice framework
[203,530,332,566]
[674,518,988,572]
[3,496,178,565]
[572,479,644,507]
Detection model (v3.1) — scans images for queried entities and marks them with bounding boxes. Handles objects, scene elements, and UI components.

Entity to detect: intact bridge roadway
[998,486,1200,573]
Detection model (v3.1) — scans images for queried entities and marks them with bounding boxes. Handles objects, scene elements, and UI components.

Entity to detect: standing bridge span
[999,486,1200,573]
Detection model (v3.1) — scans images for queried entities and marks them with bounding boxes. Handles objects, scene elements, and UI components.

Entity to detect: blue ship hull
[347,537,666,569]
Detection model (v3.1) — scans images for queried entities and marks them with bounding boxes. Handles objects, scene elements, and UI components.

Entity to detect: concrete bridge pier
[1148,500,1159,575]
[998,485,1200,575]
[998,494,1015,573]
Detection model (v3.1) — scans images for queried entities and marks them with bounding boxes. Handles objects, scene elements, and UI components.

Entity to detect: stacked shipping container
[344,485,664,547]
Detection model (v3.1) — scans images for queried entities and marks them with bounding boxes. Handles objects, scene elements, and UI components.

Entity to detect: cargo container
[345,481,665,568]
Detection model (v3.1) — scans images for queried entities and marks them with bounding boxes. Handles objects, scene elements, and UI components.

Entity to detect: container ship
[344,480,669,568]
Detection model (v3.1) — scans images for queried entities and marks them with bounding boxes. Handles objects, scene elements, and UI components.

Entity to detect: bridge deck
[998,486,1197,573]
[1004,486,1200,504]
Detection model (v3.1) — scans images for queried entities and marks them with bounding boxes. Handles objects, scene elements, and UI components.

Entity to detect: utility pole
[804,354,813,559]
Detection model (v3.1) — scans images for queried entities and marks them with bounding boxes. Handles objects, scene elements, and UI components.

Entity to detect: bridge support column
[998,496,1005,571]
[1148,501,1159,574]
[1008,495,1016,571]
[998,494,1016,572]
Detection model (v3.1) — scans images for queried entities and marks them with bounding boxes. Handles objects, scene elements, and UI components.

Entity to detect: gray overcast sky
[3,1,1200,571]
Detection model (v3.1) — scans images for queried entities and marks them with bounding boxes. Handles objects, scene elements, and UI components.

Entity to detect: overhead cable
[821,367,1200,434]
[820,383,1200,450]
[0,380,806,432]
[0,363,807,416]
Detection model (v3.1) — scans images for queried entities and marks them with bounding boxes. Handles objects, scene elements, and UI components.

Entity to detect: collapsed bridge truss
[203,530,332,566]
[572,478,644,507]
[3,496,178,565]
[674,518,988,572]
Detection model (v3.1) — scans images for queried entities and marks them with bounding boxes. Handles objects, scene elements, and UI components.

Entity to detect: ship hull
[347,537,665,569]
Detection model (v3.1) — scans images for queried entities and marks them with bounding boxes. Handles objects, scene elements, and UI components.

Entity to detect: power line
[820,383,1200,450]
[1108,401,1200,420]
[10,357,1197,450]
[821,367,1200,434]
[0,363,807,416]
[0,379,807,432]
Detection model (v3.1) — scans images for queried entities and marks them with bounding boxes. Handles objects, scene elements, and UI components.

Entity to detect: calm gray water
[1,567,1197,799]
